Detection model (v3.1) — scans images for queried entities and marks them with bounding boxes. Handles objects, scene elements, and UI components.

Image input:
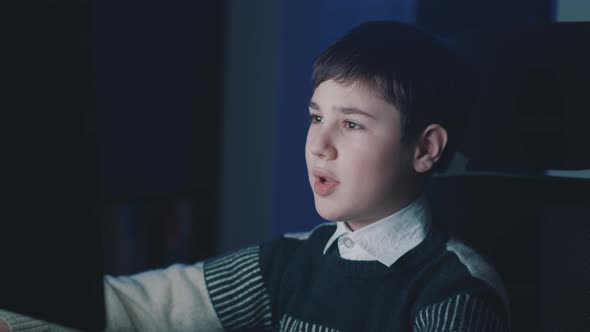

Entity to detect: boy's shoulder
[444,238,508,303]
[412,235,510,320]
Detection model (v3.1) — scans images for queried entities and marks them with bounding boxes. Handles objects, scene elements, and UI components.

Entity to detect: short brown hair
[312,21,472,173]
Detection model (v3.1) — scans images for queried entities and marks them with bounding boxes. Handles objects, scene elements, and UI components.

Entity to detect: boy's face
[306,79,418,228]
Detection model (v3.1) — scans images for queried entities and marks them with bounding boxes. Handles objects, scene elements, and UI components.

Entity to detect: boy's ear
[412,124,448,173]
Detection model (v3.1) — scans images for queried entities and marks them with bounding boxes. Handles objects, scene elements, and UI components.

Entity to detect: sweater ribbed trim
[413,292,510,332]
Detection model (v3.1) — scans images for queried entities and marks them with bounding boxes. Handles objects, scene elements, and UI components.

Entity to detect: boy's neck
[345,192,423,231]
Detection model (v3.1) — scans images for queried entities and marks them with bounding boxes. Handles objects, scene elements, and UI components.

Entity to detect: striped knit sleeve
[203,246,273,331]
[412,293,510,332]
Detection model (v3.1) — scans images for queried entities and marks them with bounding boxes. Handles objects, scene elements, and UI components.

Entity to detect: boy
[0,21,509,331]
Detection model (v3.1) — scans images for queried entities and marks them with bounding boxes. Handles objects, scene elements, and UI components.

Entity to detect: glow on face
[305,79,415,227]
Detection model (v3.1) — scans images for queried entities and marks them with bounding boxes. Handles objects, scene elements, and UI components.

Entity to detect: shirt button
[340,236,355,248]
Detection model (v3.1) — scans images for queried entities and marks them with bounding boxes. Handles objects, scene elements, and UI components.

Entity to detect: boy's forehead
[310,79,394,114]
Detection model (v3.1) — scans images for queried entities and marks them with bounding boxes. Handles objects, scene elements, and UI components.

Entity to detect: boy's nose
[309,132,337,160]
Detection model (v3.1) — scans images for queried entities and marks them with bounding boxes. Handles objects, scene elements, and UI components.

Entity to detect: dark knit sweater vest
[204,224,509,332]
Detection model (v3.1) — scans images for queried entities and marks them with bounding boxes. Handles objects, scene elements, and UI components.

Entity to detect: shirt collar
[323,194,431,267]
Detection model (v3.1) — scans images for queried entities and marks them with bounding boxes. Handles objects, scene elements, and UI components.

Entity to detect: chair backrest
[427,175,590,331]
[428,22,590,331]
[454,22,590,171]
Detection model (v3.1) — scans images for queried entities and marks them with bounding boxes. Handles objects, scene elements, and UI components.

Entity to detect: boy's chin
[314,202,352,222]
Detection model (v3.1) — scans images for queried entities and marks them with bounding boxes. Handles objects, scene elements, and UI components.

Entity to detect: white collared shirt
[322,195,431,267]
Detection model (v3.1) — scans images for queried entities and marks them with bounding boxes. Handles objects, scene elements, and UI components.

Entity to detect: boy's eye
[310,115,323,123]
[345,121,361,129]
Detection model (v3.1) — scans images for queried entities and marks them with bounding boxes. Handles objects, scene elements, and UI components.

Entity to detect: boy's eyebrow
[335,106,377,120]
[309,101,377,120]
[309,101,320,110]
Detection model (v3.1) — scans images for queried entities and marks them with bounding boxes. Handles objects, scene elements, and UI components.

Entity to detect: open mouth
[311,167,340,196]
[313,175,339,196]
